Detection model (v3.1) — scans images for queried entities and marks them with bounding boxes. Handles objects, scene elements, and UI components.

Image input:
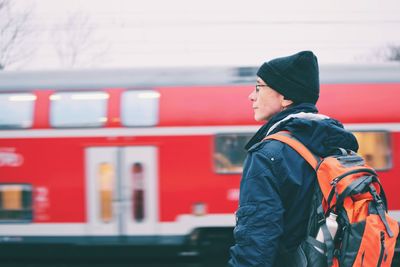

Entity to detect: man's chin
[254,116,264,122]
[254,114,271,122]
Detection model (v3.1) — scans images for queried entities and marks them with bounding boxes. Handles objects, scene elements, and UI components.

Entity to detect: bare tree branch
[0,0,35,70]
[52,12,109,68]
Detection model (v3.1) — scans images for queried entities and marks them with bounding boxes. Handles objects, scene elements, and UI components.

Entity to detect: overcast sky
[10,0,400,70]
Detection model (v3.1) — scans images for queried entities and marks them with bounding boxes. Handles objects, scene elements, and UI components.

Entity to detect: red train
[0,65,399,259]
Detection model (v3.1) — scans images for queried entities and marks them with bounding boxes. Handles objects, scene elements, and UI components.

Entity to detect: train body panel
[0,66,399,250]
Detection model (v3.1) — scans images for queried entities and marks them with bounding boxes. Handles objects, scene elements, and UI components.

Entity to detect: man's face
[248,77,285,122]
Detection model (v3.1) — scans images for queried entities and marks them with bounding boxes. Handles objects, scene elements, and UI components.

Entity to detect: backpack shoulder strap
[263,131,320,170]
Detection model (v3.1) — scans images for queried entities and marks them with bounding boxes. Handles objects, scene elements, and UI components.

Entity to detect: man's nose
[248,90,256,101]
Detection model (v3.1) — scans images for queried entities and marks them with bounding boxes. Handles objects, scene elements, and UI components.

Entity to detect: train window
[214,133,252,173]
[98,162,114,223]
[352,131,391,170]
[121,90,160,126]
[0,184,33,222]
[0,93,36,129]
[131,162,145,222]
[50,92,109,128]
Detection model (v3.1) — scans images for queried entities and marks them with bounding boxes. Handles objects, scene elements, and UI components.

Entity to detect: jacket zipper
[377,231,385,267]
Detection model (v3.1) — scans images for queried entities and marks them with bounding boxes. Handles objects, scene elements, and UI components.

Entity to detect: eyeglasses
[255,84,268,93]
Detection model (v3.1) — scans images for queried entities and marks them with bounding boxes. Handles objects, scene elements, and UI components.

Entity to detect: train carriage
[0,65,399,259]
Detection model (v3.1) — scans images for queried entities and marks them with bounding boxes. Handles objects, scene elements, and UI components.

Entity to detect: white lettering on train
[0,149,23,167]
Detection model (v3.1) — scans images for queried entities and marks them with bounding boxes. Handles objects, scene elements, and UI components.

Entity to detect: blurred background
[1,1,400,267]
[1,0,400,71]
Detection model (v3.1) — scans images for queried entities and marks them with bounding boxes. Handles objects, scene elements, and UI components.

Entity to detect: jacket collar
[245,103,318,150]
[266,112,329,136]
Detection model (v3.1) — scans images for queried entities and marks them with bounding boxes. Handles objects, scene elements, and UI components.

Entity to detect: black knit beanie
[256,51,319,104]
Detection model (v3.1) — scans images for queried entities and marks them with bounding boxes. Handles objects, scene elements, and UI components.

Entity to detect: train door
[85,146,158,237]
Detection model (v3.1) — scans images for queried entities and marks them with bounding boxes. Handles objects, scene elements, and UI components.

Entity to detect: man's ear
[282,98,294,109]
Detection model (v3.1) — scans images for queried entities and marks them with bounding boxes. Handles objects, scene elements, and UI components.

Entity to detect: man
[228,51,358,266]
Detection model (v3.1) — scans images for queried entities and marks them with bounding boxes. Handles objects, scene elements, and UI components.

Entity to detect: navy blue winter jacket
[228,103,358,267]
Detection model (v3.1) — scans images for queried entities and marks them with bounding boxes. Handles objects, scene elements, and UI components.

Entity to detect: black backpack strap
[328,168,377,211]
[316,205,335,267]
[306,178,324,237]
[335,175,375,205]
[305,236,326,252]
[369,184,394,237]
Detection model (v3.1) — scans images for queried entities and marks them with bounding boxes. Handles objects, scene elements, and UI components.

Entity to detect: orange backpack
[265,131,399,267]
